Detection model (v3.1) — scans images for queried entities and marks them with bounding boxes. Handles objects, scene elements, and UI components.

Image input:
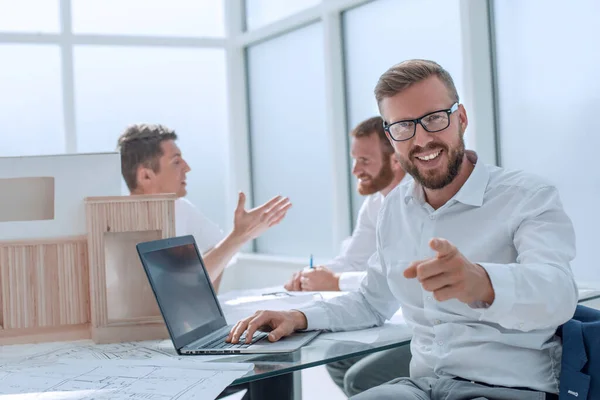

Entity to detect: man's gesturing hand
[233,192,292,241]
[404,238,495,305]
[226,310,308,344]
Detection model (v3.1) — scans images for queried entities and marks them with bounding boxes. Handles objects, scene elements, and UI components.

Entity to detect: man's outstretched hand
[233,192,292,241]
[404,238,495,305]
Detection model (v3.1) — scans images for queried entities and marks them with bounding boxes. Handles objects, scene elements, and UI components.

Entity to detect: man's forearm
[338,271,367,291]
[203,230,248,285]
[290,310,308,330]
[297,291,388,331]
[477,262,577,331]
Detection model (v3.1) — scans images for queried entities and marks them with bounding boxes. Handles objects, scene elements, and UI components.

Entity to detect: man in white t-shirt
[284,116,408,292]
[117,123,292,292]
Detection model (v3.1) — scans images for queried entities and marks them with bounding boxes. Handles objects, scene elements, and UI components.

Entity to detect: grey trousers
[351,376,552,400]
[326,345,412,397]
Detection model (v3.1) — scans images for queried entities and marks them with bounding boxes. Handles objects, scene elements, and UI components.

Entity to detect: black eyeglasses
[383,103,459,142]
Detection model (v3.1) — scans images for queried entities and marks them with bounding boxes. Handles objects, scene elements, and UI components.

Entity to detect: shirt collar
[404,179,422,205]
[403,150,489,207]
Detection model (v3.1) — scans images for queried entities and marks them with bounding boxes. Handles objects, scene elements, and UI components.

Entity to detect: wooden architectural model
[85,194,176,343]
[0,235,90,344]
[0,153,176,345]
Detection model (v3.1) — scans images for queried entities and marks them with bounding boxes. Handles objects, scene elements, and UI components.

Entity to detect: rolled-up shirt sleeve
[476,186,578,331]
[337,271,367,291]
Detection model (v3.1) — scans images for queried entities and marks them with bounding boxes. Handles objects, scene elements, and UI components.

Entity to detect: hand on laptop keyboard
[231,331,268,348]
[204,331,268,350]
[226,310,308,344]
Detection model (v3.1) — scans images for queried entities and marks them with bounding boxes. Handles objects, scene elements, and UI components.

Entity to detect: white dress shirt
[326,175,410,291]
[325,193,381,291]
[175,198,225,253]
[298,152,578,394]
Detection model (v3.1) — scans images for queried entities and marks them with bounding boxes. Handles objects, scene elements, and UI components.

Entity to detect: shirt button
[427,296,432,301]
[429,215,435,220]
[518,323,524,329]
[434,319,441,325]
[438,341,443,346]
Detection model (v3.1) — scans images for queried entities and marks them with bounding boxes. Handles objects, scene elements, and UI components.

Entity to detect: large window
[71,0,224,37]
[0,0,60,33]
[73,46,228,227]
[247,23,334,257]
[493,0,600,282]
[0,0,229,230]
[342,0,467,224]
[0,45,65,156]
[245,0,321,30]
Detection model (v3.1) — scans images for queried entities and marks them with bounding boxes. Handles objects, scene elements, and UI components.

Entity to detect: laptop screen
[141,241,225,343]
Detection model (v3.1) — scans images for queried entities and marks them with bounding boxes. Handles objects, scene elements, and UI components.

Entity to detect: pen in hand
[309,254,313,269]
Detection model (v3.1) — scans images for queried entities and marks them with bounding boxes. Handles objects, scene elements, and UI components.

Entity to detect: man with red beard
[284,116,408,293]
[228,59,576,400]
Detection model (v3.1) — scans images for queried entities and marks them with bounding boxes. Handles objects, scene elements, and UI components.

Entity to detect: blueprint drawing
[0,359,252,399]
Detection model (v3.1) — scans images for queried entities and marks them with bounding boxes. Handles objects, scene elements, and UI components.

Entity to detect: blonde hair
[374,59,459,105]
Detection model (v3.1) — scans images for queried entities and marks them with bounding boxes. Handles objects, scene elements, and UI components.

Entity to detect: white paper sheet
[218,286,286,302]
[0,359,253,399]
[221,292,324,324]
[219,287,351,325]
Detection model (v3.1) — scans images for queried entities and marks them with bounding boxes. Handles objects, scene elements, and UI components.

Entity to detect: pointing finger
[429,238,457,258]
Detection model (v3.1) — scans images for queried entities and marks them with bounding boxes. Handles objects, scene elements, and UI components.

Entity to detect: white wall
[493,0,600,282]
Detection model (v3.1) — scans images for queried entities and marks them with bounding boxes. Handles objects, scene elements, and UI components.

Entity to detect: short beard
[397,131,465,190]
[357,154,395,195]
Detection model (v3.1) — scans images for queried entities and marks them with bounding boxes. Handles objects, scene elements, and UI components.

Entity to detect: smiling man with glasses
[227,59,576,400]
[384,102,461,195]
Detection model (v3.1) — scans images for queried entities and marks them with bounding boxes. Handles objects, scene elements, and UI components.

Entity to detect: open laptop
[136,235,320,354]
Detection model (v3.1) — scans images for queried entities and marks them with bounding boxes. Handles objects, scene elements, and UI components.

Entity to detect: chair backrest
[558,305,600,400]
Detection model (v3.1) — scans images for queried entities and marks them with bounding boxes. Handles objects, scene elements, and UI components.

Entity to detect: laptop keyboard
[200,331,268,350]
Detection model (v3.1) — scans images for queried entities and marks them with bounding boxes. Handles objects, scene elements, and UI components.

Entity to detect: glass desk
[210,335,411,400]
[579,292,600,309]
[212,290,600,399]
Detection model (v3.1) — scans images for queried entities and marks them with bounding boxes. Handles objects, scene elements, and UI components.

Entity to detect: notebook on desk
[136,235,320,355]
